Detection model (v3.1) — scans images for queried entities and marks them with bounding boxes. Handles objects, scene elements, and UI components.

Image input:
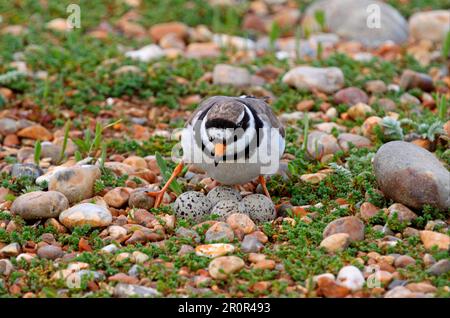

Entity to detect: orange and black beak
[214,143,226,167]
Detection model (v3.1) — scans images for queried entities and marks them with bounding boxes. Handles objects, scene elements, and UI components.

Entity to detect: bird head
[200,98,255,166]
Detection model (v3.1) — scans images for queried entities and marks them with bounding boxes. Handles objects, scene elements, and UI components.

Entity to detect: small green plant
[301,113,309,151]
[94,167,127,194]
[294,26,302,62]
[155,152,183,195]
[73,119,121,159]
[442,30,450,60]
[381,117,404,141]
[437,94,448,122]
[34,140,42,166]
[58,119,71,164]
[0,70,26,85]
[269,22,281,52]
[314,9,326,31]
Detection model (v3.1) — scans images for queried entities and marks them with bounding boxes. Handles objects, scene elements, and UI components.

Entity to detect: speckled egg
[206,186,242,206]
[172,191,213,222]
[211,200,246,221]
[241,194,276,223]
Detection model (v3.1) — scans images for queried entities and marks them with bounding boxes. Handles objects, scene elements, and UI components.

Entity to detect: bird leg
[147,161,184,209]
[258,175,271,199]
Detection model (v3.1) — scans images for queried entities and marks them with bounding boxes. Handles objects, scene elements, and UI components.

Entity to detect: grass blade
[302,112,309,151]
[58,119,71,163]
[155,152,182,195]
[34,140,41,166]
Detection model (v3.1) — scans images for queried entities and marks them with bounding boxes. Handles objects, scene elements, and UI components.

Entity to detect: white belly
[194,162,262,185]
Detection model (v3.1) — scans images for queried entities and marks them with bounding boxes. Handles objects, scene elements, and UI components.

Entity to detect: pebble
[241,235,264,253]
[205,222,234,243]
[319,233,351,253]
[59,203,112,229]
[365,80,387,94]
[406,282,437,294]
[409,10,450,43]
[399,69,434,92]
[175,227,201,243]
[125,44,165,62]
[347,103,374,120]
[403,227,420,238]
[131,251,149,264]
[208,256,245,280]
[103,187,131,208]
[246,231,268,244]
[337,133,372,152]
[333,87,368,105]
[336,265,365,292]
[178,244,195,256]
[212,34,255,51]
[46,18,70,32]
[206,186,242,206]
[48,165,101,204]
[361,116,382,140]
[0,242,21,257]
[394,255,416,268]
[11,191,69,220]
[0,118,19,135]
[400,93,420,106]
[323,216,365,242]
[108,225,127,240]
[226,213,256,236]
[367,270,393,286]
[172,191,213,222]
[185,43,220,58]
[316,275,350,298]
[0,259,14,276]
[40,142,61,163]
[300,173,327,184]
[424,220,447,231]
[128,188,155,210]
[426,259,450,276]
[306,131,340,160]
[253,259,276,270]
[128,264,143,277]
[423,253,436,266]
[240,194,276,223]
[282,66,344,93]
[149,21,188,42]
[113,283,160,298]
[387,203,418,223]
[108,273,139,285]
[377,98,397,112]
[17,124,53,141]
[419,231,450,251]
[212,64,251,87]
[37,245,63,260]
[373,141,450,210]
[101,244,119,254]
[11,163,43,180]
[359,202,381,221]
[195,243,235,258]
[385,286,425,298]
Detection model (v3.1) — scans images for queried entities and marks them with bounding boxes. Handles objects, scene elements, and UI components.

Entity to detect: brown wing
[185,96,230,127]
[236,96,285,137]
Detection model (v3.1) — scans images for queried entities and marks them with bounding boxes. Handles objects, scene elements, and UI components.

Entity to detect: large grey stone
[302,0,408,48]
[373,141,449,210]
[11,191,69,220]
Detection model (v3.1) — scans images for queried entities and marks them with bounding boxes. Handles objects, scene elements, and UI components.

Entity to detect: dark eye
[209,136,213,142]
